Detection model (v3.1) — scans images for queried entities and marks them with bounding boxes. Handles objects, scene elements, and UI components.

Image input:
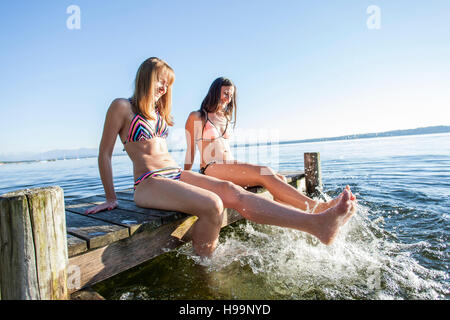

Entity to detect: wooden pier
[0,153,322,300]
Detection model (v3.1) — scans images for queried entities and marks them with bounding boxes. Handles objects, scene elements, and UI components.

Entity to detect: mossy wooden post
[304,152,323,197]
[0,186,69,300]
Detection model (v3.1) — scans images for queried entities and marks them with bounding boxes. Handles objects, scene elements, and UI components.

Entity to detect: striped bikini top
[123,110,169,145]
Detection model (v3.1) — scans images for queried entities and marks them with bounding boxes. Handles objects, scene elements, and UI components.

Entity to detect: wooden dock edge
[1,165,319,300]
[66,175,305,294]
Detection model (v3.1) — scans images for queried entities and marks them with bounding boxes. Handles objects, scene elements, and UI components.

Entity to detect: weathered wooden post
[0,186,69,300]
[304,152,323,197]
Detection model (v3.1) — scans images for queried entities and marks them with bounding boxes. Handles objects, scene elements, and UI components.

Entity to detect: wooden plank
[285,172,305,184]
[65,211,129,250]
[79,195,187,222]
[67,234,88,257]
[68,218,185,292]
[115,191,134,201]
[284,171,305,179]
[65,200,163,235]
[280,171,306,192]
[67,207,244,293]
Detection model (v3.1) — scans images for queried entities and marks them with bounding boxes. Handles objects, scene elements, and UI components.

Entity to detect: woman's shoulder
[186,110,204,124]
[188,110,202,119]
[111,97,132,108]
[185,110,205,132]
[108,98,133,115]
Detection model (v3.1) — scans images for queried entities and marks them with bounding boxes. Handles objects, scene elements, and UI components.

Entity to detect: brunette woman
[184,77,349,213]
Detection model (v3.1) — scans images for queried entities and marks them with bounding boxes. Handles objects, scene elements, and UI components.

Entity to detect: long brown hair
[199,77,237,128]
[130,57,175,125]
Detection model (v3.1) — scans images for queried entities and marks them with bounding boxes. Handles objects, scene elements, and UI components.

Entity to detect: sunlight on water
[91,134,449,300]
[2,133,449,300]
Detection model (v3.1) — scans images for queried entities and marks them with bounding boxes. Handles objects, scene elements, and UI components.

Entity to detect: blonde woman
[184,77,349,213]
[86,59,356,258]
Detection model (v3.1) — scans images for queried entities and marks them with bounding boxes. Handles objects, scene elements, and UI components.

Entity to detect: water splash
[176,202,448,300]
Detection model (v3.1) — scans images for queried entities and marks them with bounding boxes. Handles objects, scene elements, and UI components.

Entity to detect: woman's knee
[198,193,224,226]
[218,180,245,208]
[209,193,224,215]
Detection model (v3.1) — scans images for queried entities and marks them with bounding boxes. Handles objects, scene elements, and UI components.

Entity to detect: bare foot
[315,193,343,213]
[344,185,357,224]
[314,186,355,213]
[314,189,355,245]
[344,197,357,224]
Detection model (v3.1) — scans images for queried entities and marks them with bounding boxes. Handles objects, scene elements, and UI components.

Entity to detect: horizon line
[1,125,449,164]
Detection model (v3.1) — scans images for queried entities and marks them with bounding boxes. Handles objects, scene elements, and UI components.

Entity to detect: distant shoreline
[277,125,450,146]
[0,159,61,165]
[1,125,449,165]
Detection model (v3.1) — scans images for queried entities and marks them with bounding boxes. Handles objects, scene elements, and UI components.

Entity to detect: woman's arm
[183,111,200,170]
[86,99,127,214]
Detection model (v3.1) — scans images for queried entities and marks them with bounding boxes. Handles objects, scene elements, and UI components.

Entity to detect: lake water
[1,133,449,300]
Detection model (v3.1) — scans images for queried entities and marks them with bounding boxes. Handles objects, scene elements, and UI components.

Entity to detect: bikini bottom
[134,166,182,190]
[199,161,216,175]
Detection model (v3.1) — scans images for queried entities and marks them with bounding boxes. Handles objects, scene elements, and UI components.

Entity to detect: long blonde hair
[130,57,175,125]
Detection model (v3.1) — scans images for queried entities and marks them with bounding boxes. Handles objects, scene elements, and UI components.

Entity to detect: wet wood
[79,194,187,222]
[304,152,323,196]
[70,287,105,300]
[67,234,88,257]
[66,179,287,293]
[65,199,163,236]
[0,189,38,299]
[68,217,186,292]
[0,186,68,300]
[282,171,307,191]
[67,206,245,293]
[65,210,129,250]
[171,216,198,239]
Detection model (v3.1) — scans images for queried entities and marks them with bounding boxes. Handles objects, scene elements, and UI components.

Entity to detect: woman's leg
[204,162,342,213]
[134,176,224,257]
[181,170,355,245]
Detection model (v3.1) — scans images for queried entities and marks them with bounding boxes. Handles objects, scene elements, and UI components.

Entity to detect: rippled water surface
[1,133,449,299]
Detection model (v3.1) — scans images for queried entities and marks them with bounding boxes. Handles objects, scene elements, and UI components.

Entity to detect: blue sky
[1,0,449,157]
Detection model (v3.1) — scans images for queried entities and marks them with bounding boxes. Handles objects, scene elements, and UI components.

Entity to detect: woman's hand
[85,199,118,214]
